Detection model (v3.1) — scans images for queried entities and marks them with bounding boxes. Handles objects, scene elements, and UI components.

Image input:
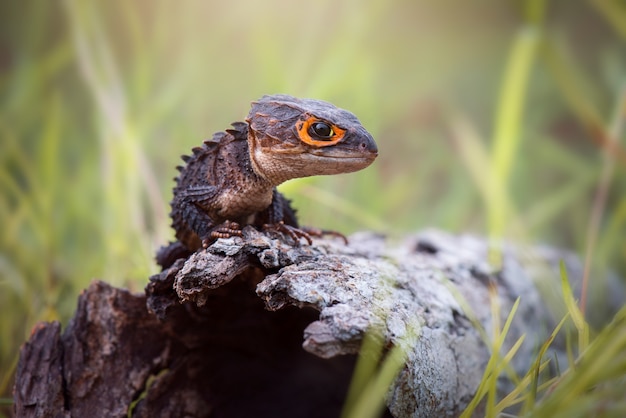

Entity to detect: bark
[14,228,608,418]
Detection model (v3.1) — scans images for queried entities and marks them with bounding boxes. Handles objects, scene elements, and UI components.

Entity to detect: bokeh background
[1,0,625,412]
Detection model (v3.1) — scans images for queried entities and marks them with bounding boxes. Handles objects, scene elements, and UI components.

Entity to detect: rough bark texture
[15,228,612,418]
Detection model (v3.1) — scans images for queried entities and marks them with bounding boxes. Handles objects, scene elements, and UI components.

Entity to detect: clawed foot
[202,220,349,248]
[301,226,348,245]
[263,222,348,245]
[202,221,243,248]
[263,221,313,245]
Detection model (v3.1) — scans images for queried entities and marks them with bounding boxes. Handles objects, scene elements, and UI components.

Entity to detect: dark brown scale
[157,123,298,268]
[156,94,378,269]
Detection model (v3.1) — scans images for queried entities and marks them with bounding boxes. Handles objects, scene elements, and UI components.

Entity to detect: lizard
[156,94,378,269]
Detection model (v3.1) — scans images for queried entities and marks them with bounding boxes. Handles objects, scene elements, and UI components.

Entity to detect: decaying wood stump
[15,228,612,417]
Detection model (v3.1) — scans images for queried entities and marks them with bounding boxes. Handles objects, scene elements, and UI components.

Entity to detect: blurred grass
[1,0,625,415]
[459,264,626,417]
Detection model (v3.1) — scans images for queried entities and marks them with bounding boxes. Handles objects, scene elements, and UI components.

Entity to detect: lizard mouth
[309,148,378,161]
[318,154,377,163]
[303,151,378,172]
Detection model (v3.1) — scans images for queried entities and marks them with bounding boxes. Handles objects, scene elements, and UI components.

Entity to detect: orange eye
[309,122,334,139]
[296,117,345,147]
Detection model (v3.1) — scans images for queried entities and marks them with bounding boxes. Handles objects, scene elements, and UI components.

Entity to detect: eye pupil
[310,122,333,139]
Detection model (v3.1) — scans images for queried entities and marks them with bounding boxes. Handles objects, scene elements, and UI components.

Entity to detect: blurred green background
[1,0,625,412]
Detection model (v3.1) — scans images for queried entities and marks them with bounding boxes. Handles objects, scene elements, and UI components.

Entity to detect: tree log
[15,228,608,417]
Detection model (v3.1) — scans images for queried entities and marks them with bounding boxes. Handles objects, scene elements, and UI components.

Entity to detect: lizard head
[246,94,378,185]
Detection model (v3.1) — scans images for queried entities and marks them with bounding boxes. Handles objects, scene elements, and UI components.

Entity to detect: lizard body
[157,94,377,268]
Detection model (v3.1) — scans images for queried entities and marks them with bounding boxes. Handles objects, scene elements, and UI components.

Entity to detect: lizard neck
[213,138,276,221]
[247,131,290,186]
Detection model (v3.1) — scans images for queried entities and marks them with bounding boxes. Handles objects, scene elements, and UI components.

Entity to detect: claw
[263,221,313,245]
[300,226,348,245]
[263,222,349,245]
[205,220,243,247]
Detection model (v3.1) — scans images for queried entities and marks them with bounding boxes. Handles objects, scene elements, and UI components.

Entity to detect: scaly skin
[156,94,378,268]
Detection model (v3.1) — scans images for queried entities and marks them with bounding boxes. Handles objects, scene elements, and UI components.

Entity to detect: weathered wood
[13,322,65,417]
[15,228,603,417]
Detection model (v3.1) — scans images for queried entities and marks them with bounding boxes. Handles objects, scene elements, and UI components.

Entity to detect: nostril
[363,138,378,154]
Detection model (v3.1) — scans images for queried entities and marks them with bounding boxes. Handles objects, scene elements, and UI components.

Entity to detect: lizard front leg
[262,189,347,245]
[260,190,314,245]
[180,186,242,247]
